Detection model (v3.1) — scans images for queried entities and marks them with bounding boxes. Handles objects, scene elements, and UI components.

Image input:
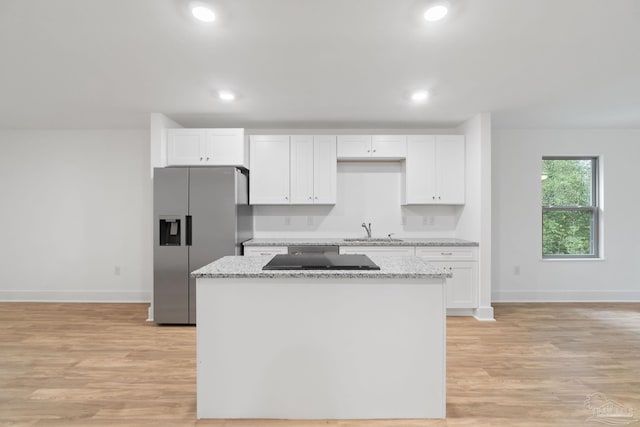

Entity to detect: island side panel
[196,277,445,419]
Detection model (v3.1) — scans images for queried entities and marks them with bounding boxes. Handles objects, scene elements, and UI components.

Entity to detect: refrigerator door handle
[186,215,192,246]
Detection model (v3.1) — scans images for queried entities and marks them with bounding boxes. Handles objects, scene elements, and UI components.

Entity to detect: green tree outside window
[542,158,598,257]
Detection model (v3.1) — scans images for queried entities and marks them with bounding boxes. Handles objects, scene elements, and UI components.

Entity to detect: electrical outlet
[422,216,435,226]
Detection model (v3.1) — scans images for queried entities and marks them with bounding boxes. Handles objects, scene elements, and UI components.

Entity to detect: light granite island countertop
[193,255,448,421]
[191,254,452,279]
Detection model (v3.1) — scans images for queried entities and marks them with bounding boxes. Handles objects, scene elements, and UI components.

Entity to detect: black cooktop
[262,253,380,270]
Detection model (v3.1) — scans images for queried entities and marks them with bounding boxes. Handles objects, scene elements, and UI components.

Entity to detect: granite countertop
[243,237,478,247]
[191,255,452,280]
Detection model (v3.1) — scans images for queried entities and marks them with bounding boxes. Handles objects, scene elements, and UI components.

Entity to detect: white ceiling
[1,0,639,130]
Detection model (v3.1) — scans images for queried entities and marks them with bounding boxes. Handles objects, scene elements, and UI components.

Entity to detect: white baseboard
[446,308,475,316]
[492,290,640,302]
[0,290,151,303]
[473,306,496,321]
[446,307,495,321]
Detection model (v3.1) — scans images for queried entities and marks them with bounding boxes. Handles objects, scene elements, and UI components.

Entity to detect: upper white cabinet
[167,128,248,168]
[403,135,465,205]
[290,135,337,204]
[250,135,337,205]
[337,135,407,159]
[250,135,291,205]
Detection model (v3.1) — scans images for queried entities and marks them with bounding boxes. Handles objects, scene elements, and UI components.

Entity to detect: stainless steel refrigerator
[153,167,252,324]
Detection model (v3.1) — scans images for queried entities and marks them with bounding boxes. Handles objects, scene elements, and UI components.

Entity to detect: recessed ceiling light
[411,91,429,102]
[192,6,216,22]
[424,4,448,22]
[218,91,236,101]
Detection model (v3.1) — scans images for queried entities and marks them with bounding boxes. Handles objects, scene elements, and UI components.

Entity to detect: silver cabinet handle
[308,196,312,200]
[441,252,453,255]
[373,149,376,152]
[285,196,288,200]
[432,196,436,200]
[206,157,210,161]
[438,196,441,200]
[314,196,318,199]
[200,157,203,161]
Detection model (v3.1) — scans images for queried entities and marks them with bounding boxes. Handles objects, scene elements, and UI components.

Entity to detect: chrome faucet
[361,222,372,239]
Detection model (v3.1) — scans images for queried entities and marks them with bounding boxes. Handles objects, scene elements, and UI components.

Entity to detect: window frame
[541,156,599,259]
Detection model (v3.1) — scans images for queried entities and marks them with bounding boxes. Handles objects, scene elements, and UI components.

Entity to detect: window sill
[541,257,605,262]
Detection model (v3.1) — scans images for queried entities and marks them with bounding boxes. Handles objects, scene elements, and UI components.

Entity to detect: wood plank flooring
[1,302,639,426]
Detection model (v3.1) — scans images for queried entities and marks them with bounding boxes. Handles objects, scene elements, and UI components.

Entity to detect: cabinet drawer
[415,247,478,261]
[243,246,288,256]
[339,246,415,256]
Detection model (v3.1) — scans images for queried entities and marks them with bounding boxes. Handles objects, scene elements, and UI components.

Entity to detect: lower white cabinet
[339,246,415,256]
[243,243,479,311]
[243,246,288,256]
[415,247,478,309]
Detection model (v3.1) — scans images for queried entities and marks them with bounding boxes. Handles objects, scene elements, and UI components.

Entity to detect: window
[541,157,599,258]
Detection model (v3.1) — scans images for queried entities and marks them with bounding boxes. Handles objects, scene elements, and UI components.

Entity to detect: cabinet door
[167,129,205,165]
[371,135,407,158]
[204,129,245,167]
[290,136,315,204]
[404,135,436,204]
[432,261,477,308]
[339,246,415,256]
[313,136,337,204]
[336,135,372,159]
[435,135,465,204]
[250,135,290,205]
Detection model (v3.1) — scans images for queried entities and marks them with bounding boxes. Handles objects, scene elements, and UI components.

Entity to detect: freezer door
[188,167,238,324]
[153,168,189,324]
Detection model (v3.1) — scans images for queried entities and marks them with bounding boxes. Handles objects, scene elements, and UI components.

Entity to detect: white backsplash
[253,162,462,238]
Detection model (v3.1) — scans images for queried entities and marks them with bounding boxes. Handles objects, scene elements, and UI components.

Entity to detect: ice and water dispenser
[159,217,181,246]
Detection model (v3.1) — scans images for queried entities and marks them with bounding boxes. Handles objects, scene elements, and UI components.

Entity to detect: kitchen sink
[343,238,404,242]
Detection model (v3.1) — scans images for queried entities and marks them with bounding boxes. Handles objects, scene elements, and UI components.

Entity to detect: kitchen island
[192,255,450,420]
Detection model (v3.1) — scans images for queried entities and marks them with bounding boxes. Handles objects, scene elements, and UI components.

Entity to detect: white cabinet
[403,135,465,205]
[415,246,478,309]
[339,246,415,256]
[250,135,291,205]
[337,135,406,159]
[167,128,247,167]
[243,246,288,256]
[290,136,337,204]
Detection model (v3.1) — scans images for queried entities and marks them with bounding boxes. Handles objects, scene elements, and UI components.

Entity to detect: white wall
[0,130,152,302]
[493,129,640,301]
[254,161,462,238]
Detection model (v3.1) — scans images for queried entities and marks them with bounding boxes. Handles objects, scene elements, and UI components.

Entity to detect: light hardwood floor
[1,303,639,427]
